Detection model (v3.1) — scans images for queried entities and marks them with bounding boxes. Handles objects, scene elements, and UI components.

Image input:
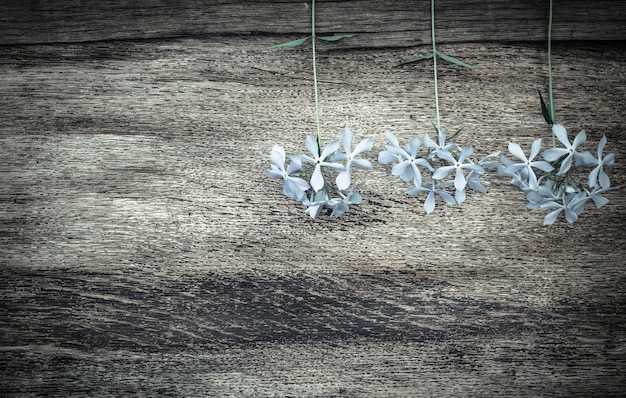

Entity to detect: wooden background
[1,1,626,396]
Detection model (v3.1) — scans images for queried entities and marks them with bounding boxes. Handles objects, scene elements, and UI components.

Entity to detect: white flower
[542,124,587,175]
[333,127,372,190]
[266,145,310,200]
[298,136,347,192]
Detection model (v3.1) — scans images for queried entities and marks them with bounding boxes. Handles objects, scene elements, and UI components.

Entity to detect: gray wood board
[1,0,626,46]
[1,36,625,396]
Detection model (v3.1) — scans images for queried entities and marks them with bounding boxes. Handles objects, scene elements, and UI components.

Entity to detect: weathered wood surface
[1,35,626,396]
[1,0,626,47]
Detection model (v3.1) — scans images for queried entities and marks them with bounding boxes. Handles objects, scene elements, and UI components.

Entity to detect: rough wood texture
[1,34,626,396]
[1,0,626,47]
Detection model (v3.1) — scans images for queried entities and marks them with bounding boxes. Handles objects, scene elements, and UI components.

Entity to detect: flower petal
[437,189,457,205]
[599,169,611,189]
[531,161,554,172]
[341,127,353,154]
[597,135,607,157]
[572,129,587,148]
[423,132,437,149]
[336,169,350,191]
[459,146,474,162]
[557,154,573,175]
[320,140,341,160]
[455,187,466,204]
[424,190,435,214]
[353,138,373,155]
[270,145,286,170]
[352,159,373,170]
[454,168,467,191]
[542,147,568,162]
[310,164,325,191]
[543,209,562,225]
[266,168,283,179]
[564,206,579,223]
[435,149,455,163]
[385,131,400,147]
[285,157,303,175]
[508,142,527,162]
[378,151,399,164]
[432,165,454,180]
[284,178,307,200]
[552,124,570,147]
[409,136,421,157]
[305,135,319,158]
[591,193,609,209]
[588,166,600,188]
[529,138,543,160]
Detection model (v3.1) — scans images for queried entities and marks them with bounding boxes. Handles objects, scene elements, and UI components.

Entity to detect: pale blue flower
[582,135,615,189]
[298,136,347,192]
[466,171,486,193]
[585,184,618,209]
[526,179,563,209]
[329,182,365,218]
[423,126,460,156]
[505,139,554,190]
[303,189,330,219]
[498,155,527,189]
[466,151,500,193]
[542,124,587,175]
[432,147,484,191]
[540,191,588,225]
[333,127,373,190]
[378,132,433,187]
[266,145,310,200]
[407,181,456,214]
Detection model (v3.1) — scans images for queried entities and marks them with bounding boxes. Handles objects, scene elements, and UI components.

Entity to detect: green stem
[548,0,556,145]
[311,0,322,155]
[431,0,441,129]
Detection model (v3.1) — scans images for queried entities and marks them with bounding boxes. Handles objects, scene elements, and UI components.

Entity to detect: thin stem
[431,0,441,129]
[311,0,322,155]
[548,0,556,145]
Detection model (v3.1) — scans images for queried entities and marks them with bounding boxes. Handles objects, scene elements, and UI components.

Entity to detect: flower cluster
[266,127,372,219]
[378,127,498,214]
[499,124,617,225]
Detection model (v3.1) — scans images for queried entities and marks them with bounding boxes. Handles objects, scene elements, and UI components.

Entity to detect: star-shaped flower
[329,182,365,218]
[266,145,310,200]
[303,188,330,219]
[505,139,554,190]
[298,136,347,192]
[333,127,373,190]
[583,135,615,189]
[432,147,484,191]
[540,191,588,225]
[465,151,501,194]
[407,181,456,214]
[378,132,433,187]
[423,126,460,155]
[542,124,587,175]
[585,184,618,209]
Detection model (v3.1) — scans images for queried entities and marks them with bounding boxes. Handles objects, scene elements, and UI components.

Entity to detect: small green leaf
[436,52,478,69]
[269,36,312,48]
[538,90,554,125]
[395,53,434,67]
[317,34,356,42]
[448,127,463,141]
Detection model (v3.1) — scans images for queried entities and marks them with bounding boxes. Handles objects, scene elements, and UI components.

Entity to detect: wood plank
[1,0,626,46]
[1,36,626,395]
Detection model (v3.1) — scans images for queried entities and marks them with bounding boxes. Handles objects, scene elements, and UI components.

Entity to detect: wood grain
[1,0,626,47]
[1,35,626,396]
